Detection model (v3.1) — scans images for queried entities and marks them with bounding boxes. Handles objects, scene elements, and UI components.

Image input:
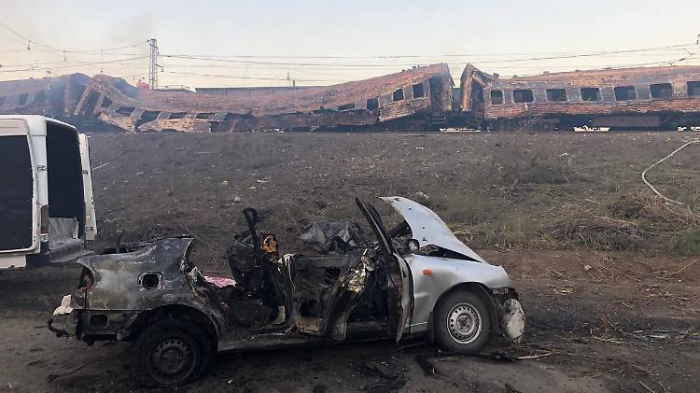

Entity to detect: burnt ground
[1,131,700,393]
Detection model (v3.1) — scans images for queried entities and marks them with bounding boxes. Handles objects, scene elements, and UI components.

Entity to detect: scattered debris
[361,359,407,393]
[573,126,610,133]
[415,354,437,376]
[298,220,367,254]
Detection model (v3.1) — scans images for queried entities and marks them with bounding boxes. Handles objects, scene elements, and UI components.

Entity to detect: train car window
[687,81,700,96]
[650,83,673,99]
[581,88,601,102]
[490,90,504,105]
[546,89,567,102]
[392,89,404,102]
[412,83,425,98]
[366,97,380,110]
[513,89,534,103]
[338,103,355,111]
[614,86,637,101]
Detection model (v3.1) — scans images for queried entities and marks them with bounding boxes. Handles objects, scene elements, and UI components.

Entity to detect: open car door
[78,134,96,241]
[355,199,413,342]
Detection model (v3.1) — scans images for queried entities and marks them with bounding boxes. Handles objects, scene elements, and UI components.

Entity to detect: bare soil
[1,131,699,393]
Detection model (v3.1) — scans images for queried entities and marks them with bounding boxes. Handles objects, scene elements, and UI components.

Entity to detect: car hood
[380,196,488,263]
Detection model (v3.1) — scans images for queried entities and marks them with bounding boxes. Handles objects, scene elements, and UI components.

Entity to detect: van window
[46,124,85,238]
[513,89,534,103]
[0,136,34,251]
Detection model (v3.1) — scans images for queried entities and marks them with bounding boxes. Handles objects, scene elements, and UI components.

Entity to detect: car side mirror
[406,239,420,253]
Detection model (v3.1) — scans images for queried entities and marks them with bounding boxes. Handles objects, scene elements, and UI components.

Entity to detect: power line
[0,56,149,73]
[162,70,342,84]
[0,20,147,54]
[159,42,698,61]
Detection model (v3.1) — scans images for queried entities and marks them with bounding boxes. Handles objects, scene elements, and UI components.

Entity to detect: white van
[0,116,96,268]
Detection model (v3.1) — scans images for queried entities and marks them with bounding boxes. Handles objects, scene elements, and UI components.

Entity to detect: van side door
[0,119,38,267]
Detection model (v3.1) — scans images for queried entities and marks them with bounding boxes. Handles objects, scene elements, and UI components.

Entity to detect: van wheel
[434,290,491,353]
[134,319,212,387]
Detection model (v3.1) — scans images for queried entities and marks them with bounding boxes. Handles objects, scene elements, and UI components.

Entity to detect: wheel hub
[447,303,482,344]
[151,338,193,377]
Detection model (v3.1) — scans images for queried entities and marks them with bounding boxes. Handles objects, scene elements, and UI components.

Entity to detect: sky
[1,0,700,88]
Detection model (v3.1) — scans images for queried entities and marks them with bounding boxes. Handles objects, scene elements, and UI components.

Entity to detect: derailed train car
[457,64,700,131]
[0,65,453,133]
[3,62,700,132]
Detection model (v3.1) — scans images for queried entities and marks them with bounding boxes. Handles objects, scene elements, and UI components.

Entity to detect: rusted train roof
[490,65,700,86]
[81,63,452,116]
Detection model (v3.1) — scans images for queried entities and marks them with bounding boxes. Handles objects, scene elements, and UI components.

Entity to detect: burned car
[49,197,525,386]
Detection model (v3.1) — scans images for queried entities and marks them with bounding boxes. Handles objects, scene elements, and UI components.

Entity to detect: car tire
[134,319,213,387]
[434,290,491,353]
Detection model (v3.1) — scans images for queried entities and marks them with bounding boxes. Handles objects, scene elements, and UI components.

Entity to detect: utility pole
[148,38,158,90]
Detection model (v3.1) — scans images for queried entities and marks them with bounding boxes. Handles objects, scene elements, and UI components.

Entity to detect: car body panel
[403,254,513,333]
[380,196,487,263]
[75,237,226,336]
[377,196,517,336]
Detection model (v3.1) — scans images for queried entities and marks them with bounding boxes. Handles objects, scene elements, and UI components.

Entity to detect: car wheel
[134,319,213,387]
[434,290,491,353]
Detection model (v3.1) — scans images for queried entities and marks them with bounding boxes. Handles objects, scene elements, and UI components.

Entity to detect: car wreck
[49,197,525,387]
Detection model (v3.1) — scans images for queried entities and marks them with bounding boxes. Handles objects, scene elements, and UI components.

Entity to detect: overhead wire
[1,19,699,86]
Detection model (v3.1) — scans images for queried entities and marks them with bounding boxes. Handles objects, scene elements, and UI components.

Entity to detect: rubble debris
[204,276,236,288]
[415,354,437,376]
[361,359,407,393]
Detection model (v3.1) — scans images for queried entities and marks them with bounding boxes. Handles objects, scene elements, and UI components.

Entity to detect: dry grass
[87,131,700,267]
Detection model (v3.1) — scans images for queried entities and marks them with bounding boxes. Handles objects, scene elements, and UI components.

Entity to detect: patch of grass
[441,193,508,226]
[545,217,644,251]
[671,229,700,254]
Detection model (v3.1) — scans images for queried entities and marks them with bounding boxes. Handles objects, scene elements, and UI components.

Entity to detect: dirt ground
[1,131,699,393]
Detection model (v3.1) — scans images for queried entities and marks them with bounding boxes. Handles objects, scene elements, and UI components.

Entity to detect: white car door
[78,134,97,240]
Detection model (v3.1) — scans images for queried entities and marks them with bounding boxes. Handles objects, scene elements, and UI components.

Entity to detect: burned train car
[70,64,453,133]
[0,74,90,125]
[459,65,700,131]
